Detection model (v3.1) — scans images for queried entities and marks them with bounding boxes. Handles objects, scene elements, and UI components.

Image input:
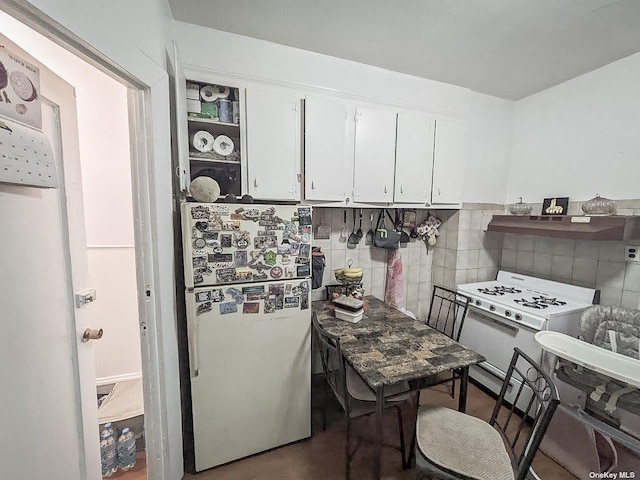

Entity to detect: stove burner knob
[505,310,511,317]
[489,305,496,311]
[515,314,522,321]
[475,300,481,306]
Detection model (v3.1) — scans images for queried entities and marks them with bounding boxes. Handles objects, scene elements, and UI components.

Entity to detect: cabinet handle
[254,175,258,188]
[400,185,403,194]
[384,185,388,194]
[311,180,315,190]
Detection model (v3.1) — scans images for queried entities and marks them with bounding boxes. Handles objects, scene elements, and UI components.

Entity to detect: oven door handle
[473,309,520,334]
[476,362,514,388]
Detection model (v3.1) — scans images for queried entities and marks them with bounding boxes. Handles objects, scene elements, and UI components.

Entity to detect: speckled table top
[312,296,485,390]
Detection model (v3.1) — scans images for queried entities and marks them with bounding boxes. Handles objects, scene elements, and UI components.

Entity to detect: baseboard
[96,372,142,387]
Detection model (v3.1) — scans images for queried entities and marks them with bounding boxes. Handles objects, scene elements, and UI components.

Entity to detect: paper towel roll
[190,130,215,153]
[213,135,234,156]
[200,84,230,102]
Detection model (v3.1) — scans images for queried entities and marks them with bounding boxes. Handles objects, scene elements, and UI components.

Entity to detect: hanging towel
[385,249,403,307]
[311,247,325,290]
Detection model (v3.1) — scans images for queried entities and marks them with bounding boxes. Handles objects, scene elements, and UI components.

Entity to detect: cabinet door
[432,118,466,205]
[245,88,301,201]
[304,95,351,202]
[394,112,435,204]
[352,107,397,203]
[168,41,190,193]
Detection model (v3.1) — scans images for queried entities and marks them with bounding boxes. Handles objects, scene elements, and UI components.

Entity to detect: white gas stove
[457,271,599,409]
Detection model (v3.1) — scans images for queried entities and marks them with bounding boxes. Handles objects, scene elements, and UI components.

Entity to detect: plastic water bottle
[102,422,116,439]
[100,429,118,477]
[117,427,137,471]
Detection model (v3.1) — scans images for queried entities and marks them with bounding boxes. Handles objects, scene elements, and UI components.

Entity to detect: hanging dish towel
[385,249,403,307]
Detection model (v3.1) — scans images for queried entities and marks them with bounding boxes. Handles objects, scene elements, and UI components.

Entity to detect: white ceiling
[168,0,640,100]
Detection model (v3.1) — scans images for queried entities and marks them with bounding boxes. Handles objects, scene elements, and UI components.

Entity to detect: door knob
[82,328,103,343]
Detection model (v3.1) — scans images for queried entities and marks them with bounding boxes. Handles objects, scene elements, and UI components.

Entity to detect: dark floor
[183,380,577,480]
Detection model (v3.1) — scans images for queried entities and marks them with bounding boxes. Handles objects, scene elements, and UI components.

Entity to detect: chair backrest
[489,347,560,480]
[426,285,471,341]
[312,312,347,398]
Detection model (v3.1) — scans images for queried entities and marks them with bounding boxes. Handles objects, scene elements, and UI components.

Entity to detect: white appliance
[457,271,598,410]
[181,202,312,472]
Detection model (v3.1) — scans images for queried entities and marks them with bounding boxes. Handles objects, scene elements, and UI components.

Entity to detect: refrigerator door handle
[187,312,199,377]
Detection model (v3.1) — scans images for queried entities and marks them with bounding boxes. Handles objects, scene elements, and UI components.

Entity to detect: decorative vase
[509,197,532,215]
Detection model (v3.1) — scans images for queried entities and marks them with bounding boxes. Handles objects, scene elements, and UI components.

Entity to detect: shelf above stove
[486,215,640,241]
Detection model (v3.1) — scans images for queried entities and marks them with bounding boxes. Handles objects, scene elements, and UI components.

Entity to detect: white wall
[15,1,183,479]
[508,52,640,203]
[174,22,513,204]
[0,11,142,384]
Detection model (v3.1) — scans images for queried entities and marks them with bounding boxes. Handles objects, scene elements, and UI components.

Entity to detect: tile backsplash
[311,200,640,313]
[311,207,435,318]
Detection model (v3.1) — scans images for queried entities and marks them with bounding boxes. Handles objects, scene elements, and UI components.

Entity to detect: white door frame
[0,2,172,478]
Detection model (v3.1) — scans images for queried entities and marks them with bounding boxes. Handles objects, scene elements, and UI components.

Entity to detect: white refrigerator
[181,202,312,472]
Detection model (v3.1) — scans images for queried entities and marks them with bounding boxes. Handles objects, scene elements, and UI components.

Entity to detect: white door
[394,112,435,204]
[352,107,397,203]
[245,88,301,201]
[303,95,352,202]
[432,117,466,205]
[0,36,100,479]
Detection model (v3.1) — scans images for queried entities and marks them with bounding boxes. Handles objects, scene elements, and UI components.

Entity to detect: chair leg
[321,381,327,431]
[450,375,456,399]
[345,415,351,480]
[394,405,407,469]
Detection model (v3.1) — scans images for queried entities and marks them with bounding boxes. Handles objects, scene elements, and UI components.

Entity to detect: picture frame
[542,197,569,216]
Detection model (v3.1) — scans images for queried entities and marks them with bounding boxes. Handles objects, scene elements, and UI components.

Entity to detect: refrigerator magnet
[270,266,283,279]
[285,266,296,278]
[234,251,248,267]
[193,256,207,268]
[195,290,212,302]
[264,296,276,314]
[297,265,310,277]
[191,206,210,219]
[301,295,309,310]
[219,302,237,314]
[242,302,259,314]
[193,238,206,249]
[221,234,232,248]
[284,297,299,308]
[196,302,212,315]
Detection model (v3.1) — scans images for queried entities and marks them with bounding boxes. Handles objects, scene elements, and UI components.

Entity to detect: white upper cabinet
[168,42,191,193]
[432,118,465,205]
[352,107,397,203]
[245,88,301,201]
[304,95,351,202]
[394,112,435,204]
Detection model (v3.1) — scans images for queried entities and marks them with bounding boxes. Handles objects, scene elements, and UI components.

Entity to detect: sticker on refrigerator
[195,221,209,232]
[284,266,296,278]
[270,266,283,279]
[191,206,210,219]
[263,251,277,266]
[208,253,233,263]
[220,234,232,248]
[197,301,212,315]
[194,274,204,285]
[243,302,260,314]
[219,302,237,314]
[233,231,250,249]
[298,225,311,235]
[295,257,310,265]
[226,287,244,304]
[222,220,240,231]
[289,242,300,255]
[277,243,292,255]
[297,265,311,277]
[195,290,212,303]
[254,236,278,249]
[193,256,208,268]
[301,294,309,310]
[215,268,237,283]
[264,296,276,314]
[299,244,311,257]
[284,296,299,308]
[234,251,248,267]
[236,271,253,282]
[298,207,312,226]
[210,205,229,215]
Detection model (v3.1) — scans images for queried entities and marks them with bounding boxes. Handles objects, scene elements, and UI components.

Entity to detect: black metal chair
[418,285,471,397]
[414,347,560,480]
[312,312,415,479]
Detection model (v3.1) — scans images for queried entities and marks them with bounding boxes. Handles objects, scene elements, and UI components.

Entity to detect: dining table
[312,295,485,479]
